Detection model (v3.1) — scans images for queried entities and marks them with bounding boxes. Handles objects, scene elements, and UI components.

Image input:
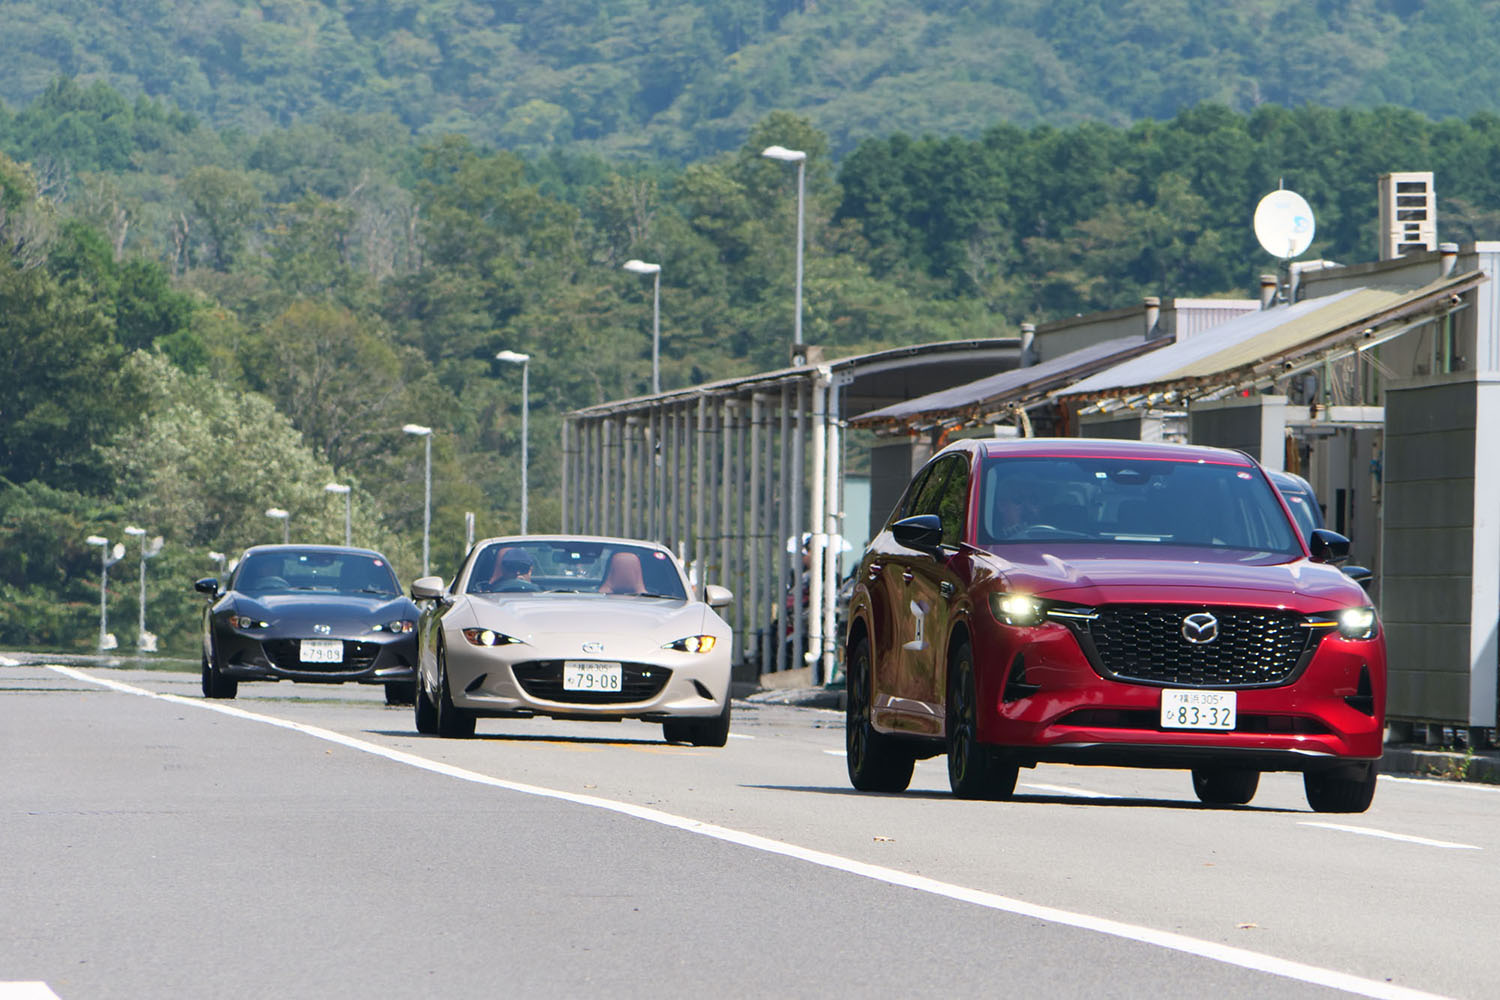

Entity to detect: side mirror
[703,584,733,609]
[193,577,219,597]
[1342,565,1373,591]
[411,575,447,601]
[892,514,943,554]
[1308,528,1350,566]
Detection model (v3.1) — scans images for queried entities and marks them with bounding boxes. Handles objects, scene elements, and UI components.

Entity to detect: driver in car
[492,548,540,592]
[992,481,1046,539]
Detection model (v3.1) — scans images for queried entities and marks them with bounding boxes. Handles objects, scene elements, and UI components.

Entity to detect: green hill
[5,1,1500,158]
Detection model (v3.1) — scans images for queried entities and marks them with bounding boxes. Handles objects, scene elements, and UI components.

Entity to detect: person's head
[499,548,535,580]
[601,551,645,594]
[996,479,1046,529]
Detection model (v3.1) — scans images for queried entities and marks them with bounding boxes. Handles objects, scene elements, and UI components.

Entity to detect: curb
[1379,745,1500,784]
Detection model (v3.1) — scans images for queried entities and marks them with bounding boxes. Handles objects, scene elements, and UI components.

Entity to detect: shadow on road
[739,784,1302,812]
[367,729,677,748]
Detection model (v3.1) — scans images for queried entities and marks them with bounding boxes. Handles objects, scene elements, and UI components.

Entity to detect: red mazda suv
[844,438,1385,813]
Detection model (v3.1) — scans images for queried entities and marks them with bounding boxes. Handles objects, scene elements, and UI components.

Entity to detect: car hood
[467,594,714,640]
[981,545,1367,608]
[235,592,416,626]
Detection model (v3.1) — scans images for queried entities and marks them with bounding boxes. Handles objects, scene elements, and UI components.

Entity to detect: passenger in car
[599,551,646,595]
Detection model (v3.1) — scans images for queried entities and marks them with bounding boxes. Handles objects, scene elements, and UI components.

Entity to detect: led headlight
[461,627,522,647]
[665,635,718,654]
[373,620,415,634]
[1337,607,1378,640]
[227,614,268,630]
[990,593,1044,627]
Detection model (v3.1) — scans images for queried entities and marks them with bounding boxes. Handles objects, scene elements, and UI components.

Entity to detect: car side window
[907,455,967,546]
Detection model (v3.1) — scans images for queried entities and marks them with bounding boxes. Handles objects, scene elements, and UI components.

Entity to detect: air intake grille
[511,661,672,704]
[1080,606,1316,688]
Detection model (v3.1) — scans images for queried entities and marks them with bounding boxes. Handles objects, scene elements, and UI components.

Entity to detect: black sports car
[194,545,419,703]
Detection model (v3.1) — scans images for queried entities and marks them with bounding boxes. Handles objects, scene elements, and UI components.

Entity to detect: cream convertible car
[410,536,734,744]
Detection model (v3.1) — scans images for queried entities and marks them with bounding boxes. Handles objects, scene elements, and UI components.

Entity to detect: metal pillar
[823,379,843,680]
[561,419,572,534]
[808,375,828,681]
[749,394,764,673]
[790,380,807,670]
[694,395,708,593]
[776,384,792,671]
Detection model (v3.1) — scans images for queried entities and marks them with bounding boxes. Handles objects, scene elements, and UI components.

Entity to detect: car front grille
[263,639,381,674]
[1073,605,1319,688]
[510,661,672,704]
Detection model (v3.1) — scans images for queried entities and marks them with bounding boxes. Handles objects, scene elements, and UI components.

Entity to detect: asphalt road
[3,657,1495,999]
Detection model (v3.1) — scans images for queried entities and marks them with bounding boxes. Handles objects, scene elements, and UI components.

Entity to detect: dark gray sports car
[194,545,419,703]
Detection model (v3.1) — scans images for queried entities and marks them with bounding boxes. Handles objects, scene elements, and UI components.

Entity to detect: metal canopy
[850,334,1170,436]
[1058,271,1486,406]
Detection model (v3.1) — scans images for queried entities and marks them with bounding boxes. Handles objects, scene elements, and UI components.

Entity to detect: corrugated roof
[1059,271,1484,403]
[849,335,1167,432]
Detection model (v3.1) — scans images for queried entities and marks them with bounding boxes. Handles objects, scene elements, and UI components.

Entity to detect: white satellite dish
[1254,189,1316,260]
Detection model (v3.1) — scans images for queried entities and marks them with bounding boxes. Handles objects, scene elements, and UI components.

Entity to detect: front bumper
[444,640,730,720]
[971,614,1386,771]
[218,630,416,684]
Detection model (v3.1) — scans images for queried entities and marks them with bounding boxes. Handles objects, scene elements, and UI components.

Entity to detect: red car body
[844,438,1386,812]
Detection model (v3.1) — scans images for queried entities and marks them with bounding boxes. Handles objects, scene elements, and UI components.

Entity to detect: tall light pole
[123,525,164,651]
[403,424,433,573]
[762,144,807,351]
[622,259,662,394]
[85,535,125,651]
[495,351,531,534]
[325,482,352,546]
[265,507,290,544]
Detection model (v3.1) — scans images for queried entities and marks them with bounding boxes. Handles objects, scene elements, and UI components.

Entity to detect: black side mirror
[1342,565,1373,591]
[194,577,220,597]
[1308,529,1350,566]
[892,514,943,555]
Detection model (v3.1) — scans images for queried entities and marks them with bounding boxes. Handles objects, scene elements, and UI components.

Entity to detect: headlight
[373,620,415,634]
[665,635,717,654]
[227,614,268,630]
[990,593,1044,627]
[1337,607,1378,640]
[461,627,522,647]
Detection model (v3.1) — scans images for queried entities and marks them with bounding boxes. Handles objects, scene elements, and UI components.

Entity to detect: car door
[893,453,970,735]
[863,463,932,732]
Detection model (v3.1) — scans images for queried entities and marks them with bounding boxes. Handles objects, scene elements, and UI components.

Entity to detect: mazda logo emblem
[1181,612,1219,644]
[313,623,331,635]
[582,641,604,654]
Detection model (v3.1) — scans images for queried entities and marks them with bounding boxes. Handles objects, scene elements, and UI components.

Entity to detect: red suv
[844,438,1385,812]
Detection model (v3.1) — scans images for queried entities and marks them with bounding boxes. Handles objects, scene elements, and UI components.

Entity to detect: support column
[807,375,828,682]
[776,384,792,672]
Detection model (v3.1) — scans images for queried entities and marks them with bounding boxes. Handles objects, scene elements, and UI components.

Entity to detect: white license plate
[563,661,622,692]
[1160,689,1236,730]
[300,639,344,663]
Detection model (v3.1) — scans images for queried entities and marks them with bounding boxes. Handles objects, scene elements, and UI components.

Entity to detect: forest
[7,7,1500,654]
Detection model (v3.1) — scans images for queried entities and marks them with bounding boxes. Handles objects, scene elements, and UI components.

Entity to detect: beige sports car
[410,536,734,744]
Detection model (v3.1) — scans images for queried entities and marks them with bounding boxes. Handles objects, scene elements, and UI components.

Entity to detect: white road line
[0,983,63,999]
[0,655,20,666]
[1300,822,1482,851]
[49,664,1451,1000]
[726,733,755,740]
[1021,782,1112,799]
[823,748,847,757]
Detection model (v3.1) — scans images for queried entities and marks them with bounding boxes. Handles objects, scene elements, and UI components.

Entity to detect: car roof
[240,544,391,559]
[469,535,674,552]
[966,437,1258,466]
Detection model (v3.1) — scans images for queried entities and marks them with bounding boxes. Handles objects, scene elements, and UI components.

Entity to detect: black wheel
[384,681,415,706]
[1304,761,1378,813]
[844,634,914,792]
[434,641,476,738]
[201,638,237,700]
[689,698,732,748]
[947,641,1016,800]
[414,669,438,735]
[1191,766,1260,806]
[662,720,694,744]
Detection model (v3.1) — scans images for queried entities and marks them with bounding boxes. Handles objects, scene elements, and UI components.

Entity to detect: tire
[689,698,732,748]
[946,641,1016,801]
[1191,766,1260,806]
[1304,761,1378,813]
[844,634,914,793]
[201,638,237,700]
[662,720,695,744]
[434,641,476,738]
[414,670,438,735]
[384,681,415,706]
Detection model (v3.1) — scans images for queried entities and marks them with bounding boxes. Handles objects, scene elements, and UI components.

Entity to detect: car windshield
[465,540,689,600]
[234,551,401,596]
[978,455,1302,556]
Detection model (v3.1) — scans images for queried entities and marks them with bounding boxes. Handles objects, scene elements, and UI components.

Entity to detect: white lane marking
[1300,822,1481,851]
[50,665,1451,1000]
[1021,782,1112,799]
[727,733,755,740]
[1380,774,1500,795]
[823,749,847,757]
[0,983,63,999]
[0,655,20,666]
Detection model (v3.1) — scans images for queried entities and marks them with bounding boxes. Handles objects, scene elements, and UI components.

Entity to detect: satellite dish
[1254,190,1316,260]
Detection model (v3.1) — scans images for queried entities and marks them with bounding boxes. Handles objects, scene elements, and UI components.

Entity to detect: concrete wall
[1187,396,1288,470]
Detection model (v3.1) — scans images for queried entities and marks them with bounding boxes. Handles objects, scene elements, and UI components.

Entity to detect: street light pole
[622,260,662,394]
[325,482,352,546]
[403,425,433,573]
[123,526,164,651]
[265,507,290,545]
[762,145,808,351]
[85,535,124,651]
[496,351,531,534]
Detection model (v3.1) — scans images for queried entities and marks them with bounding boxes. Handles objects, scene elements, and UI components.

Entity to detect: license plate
[1160,689,1236,730]
[300,639,344,663]
[563,661,622,692]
